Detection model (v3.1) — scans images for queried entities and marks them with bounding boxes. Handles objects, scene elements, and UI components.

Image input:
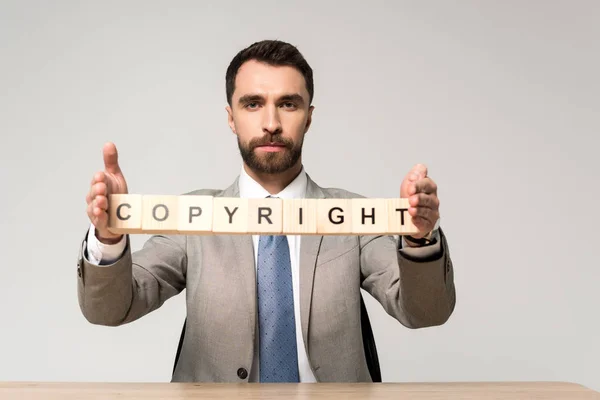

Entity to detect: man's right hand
[86,142,129,244]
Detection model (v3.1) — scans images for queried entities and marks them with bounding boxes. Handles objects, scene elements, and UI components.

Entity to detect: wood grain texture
[212,197,249,234]
[351,198,388,235]
[0,382,597,400]
[109,194,421,236]
[247,197,283,234]
[141,195,179,234]
[317,198,353,235]
[282,198,318,234]
[177,195,214,234]
[387,198,418,234]
[107,194,143,234]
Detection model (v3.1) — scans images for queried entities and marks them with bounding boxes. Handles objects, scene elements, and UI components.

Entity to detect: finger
[87,203,102,226]
[92,171,106,185]
[89,172,104,199]
[93,215,108,230]
[408,206,438,223]
[409,163,428,180]
[87,202,94,220]
[411,216,432,231]
[92,204,108,228]
[103,142,121,174]
[409,193,439,210]
[404,163,427,183]
[90,182,107,200]
[95,195,109,211]
[413,178,437,195]
[93,203,105,217]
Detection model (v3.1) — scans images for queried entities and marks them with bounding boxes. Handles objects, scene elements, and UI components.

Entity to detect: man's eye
[246,102,259,109]
[282,102,296,109]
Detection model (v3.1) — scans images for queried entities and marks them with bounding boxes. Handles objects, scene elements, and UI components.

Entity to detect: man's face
[226,60,313,174]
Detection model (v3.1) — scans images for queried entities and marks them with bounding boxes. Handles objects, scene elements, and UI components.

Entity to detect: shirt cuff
[86,223,127,266]
[398,229,443,260]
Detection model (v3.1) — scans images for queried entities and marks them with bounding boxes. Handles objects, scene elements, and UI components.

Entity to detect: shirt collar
[238,165,307,199]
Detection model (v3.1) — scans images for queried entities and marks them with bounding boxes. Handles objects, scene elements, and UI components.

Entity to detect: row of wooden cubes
[107,194,418,236]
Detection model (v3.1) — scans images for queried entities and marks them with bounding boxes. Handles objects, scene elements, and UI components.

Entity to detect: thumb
[400,164,428,198]
[410,163,428,180]
[103,142,122,174]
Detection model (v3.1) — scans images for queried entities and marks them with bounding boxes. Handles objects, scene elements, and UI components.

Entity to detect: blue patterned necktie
[257,233,300,382]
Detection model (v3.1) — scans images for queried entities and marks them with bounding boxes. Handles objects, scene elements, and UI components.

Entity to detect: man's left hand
[400,163,440,239]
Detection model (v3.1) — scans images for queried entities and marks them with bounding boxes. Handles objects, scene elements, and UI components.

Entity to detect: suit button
[237,368,248,379]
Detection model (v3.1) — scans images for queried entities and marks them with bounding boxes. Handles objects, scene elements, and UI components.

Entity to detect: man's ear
[226,105,236,134]
[304,105,315,134]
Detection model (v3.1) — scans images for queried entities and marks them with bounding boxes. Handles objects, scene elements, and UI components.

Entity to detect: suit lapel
[299,174,326,353]
[231,234,256,326]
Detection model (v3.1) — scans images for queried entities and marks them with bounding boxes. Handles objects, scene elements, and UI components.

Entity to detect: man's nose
[262,105,282,135]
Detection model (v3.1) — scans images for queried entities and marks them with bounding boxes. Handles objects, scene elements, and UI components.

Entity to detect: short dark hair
[225,40,314,106]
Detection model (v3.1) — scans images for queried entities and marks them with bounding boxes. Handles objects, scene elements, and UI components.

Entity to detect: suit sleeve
[359,228,456,328]
[76,230,187,326]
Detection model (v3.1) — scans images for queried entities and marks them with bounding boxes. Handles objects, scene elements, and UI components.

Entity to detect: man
[79,39,456,383]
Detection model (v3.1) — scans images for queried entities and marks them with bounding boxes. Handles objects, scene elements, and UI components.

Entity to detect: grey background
[1,0,598,391]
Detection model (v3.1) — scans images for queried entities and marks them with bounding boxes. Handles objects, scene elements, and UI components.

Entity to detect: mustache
[248,134,293,149]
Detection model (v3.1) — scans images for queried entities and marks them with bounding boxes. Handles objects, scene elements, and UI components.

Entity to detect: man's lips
[255,143,287,152]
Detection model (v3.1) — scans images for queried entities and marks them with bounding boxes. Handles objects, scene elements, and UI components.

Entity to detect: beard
[238,133,303,174]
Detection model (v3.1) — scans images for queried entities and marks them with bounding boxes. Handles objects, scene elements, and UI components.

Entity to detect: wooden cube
[213,197,249,234]
[283,198,318,234]
[351,198,388,235]
[317,199,353,235]
[178,195,214,234]
[387,198,419,235]
[107,194,143,234]
[248,197,283,234]
[142,195,179,234]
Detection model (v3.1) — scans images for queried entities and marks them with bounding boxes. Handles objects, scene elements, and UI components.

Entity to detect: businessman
[79,39,456,383]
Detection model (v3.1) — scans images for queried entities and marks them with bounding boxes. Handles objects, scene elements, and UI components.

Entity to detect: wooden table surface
[0,382,598,399]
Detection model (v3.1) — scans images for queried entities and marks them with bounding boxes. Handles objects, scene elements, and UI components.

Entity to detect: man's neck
[243,162,303,195]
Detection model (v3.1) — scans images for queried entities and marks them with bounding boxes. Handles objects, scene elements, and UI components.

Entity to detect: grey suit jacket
[76,173,456,382]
